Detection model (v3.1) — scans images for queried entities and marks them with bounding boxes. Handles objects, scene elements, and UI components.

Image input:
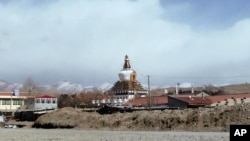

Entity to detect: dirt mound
[33,104,250,131]
[33,107,98,128]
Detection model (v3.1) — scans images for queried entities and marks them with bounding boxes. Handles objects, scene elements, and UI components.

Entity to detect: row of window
[0,99,23,105]
[114,96,129,100]
[36,98,57,104]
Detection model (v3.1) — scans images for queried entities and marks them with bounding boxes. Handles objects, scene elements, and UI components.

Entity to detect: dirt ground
[2,103,248,141]
[32,103,250,132]
[0,129,229,141]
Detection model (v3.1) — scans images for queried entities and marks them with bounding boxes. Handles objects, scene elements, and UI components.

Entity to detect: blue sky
[160,0,250,29]
[1,0,250,87]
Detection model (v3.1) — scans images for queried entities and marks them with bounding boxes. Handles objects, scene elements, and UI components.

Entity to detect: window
[2,100,11,105]
[13,100,18,105]
[41,99,45,104]
[52,99,56,104]
[13,100,23,105]
[18,100,23,105]
[36,99,40,103]
[46,99,51,104]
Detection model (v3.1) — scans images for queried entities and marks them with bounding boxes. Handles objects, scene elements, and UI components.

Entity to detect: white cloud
[0,0,250,86]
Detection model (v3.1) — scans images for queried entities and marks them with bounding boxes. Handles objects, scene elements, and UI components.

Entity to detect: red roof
[126,96,168,106]
[173,96,211,106]
[171,93,250,106]
[0,92,30,96]
[36,95,56,98]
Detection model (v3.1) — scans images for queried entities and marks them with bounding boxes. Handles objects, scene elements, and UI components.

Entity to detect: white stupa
[118,55,135,81]
[92,55,147,107]
[108,55,148,105]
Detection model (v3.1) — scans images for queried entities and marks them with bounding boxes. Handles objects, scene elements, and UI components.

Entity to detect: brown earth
[33,104,250,131]
[0,129,229,141]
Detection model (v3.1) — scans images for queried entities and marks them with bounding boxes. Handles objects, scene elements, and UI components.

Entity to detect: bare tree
[22,77,39,95]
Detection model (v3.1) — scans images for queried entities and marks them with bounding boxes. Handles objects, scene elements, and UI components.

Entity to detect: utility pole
[147,75,151,109]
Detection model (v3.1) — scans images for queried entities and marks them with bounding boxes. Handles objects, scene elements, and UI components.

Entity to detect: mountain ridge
[0,80,250,95]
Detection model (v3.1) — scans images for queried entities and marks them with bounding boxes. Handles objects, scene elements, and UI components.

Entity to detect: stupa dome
[118,55,136,81]
[119,69,134,81]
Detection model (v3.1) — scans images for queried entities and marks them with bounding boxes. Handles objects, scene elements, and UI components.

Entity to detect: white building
[0,90,29,112]
[33,95,58,110]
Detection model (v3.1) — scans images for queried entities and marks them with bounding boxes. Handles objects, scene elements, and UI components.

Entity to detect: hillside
[152,83,250,96]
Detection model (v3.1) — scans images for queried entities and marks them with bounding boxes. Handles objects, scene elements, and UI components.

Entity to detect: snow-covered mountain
[53,81,84,93]
[0,79,173,93]
[0,80,219,94]
[50,81,114,93]
[0,80,114,94]
[0,80,23,91]
[98,82,113,91]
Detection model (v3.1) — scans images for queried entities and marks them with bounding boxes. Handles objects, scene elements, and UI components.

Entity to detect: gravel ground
[0,129,229,141]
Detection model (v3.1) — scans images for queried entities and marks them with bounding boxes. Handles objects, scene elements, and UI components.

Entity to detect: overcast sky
[1,0,250,87]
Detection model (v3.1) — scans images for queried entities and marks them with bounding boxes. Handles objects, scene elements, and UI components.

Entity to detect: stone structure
[108,55,148,105]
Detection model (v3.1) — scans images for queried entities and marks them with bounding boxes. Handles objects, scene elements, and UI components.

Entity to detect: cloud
[0,0,250,86]
[160,0,250,29]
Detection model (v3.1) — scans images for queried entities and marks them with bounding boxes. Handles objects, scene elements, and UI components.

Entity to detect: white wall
[34,98,57,110]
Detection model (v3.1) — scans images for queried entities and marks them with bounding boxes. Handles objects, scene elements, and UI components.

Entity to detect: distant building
[34,95,58,110]
[126,96,168,107]
[27,95,58,110]
[168,94,210,109]
[91,94,111,106]
[14,94,57,121]
[109,55,148,105]
[92,55,148,106]
[168,93,250,109]
[0,90,29,112]
[208,94,250,107]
